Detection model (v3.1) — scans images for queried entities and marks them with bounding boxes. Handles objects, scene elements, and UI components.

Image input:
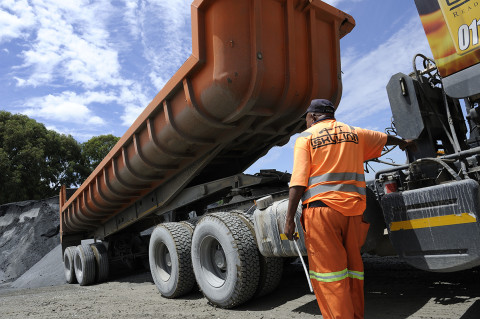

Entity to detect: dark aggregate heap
[0,197,60,284]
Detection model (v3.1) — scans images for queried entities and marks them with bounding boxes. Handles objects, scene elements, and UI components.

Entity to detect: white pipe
[294,239,313,293]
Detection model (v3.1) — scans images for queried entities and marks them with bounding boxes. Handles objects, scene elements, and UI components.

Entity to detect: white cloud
[0,0,36,43]
[323,0,343,6]
[337,16,431,124]
[119,84,150,126]
[13,76,26,86]
[22,91,112,125]
[323,0,364,7]
[148,71,169,92]
[7,0,128,89]
[122,0,141,39]
[120,104,145,127]
[114,0,192,124]
[136,0,192,90]
[27,100,104,125]
[2,0,194,134]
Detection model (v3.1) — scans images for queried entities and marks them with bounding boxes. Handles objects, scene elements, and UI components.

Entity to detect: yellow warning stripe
[280,233,299,240]
[390,213,477,231]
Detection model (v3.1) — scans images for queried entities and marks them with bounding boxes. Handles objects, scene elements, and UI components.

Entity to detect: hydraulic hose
[409,157,461,181]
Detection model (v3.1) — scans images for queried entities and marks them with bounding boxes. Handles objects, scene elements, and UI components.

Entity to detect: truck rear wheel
[74,243,96,286]
[256,256,283,297]
[149,223,196,298]
[91,242,109,283]
[232,211,284,297]
[63,246,77,284]
[191,213,260,308]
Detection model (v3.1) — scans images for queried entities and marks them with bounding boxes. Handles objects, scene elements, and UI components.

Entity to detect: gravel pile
[10,244,65,289]
[0,197,61,285]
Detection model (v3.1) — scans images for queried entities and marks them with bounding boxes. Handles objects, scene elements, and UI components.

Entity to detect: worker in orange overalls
[284,99,415,319]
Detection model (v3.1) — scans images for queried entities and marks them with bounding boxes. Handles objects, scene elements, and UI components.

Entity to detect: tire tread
[195,212,260,308]
[90,242,109,283]
[74,243,96,286]
[63,246,77,284]
[150,223,196,298]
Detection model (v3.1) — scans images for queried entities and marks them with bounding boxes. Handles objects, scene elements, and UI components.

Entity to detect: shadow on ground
[105,255,480,318]
[363,256,480,319]
[237,256,479,318]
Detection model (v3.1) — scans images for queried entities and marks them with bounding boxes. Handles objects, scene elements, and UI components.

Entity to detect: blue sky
[0,0,432,179]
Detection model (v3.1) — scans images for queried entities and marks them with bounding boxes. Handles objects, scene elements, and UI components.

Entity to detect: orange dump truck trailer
[60,0,354,308]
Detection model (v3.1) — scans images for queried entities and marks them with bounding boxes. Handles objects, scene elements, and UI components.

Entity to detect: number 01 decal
[438,0,480,55]
[458,19,480,51]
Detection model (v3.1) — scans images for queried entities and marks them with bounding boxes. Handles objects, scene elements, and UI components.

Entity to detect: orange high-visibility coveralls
[290,118,387,319]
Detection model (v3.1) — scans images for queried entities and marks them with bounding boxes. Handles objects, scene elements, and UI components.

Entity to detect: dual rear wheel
[63,242,109,286]
[149,212,283,308]
[63,211,283,308]
[149,223,196,298]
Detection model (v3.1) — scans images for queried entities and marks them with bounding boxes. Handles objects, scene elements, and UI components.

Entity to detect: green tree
[43,130,90,191]
[0,111,87,204]
[81,134,120,173]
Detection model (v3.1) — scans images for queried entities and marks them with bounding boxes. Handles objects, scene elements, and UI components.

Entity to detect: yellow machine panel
[439,0,480,55]
[416,0,480,76]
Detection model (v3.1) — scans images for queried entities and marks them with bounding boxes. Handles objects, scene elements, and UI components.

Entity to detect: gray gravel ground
[1,197,479,318]
[0,256,479,319]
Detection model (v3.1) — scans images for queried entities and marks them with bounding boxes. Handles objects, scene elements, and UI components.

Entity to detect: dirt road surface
[1,256,479,319]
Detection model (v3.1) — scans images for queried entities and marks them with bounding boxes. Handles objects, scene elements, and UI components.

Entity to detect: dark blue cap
[305,99,335,115]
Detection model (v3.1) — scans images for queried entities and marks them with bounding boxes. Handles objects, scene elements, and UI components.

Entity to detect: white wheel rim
[199,235,227,288]
[154,241,172,282]
[74,252,83,279]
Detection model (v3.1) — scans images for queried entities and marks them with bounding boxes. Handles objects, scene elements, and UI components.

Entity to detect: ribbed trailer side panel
[60,0,355,237]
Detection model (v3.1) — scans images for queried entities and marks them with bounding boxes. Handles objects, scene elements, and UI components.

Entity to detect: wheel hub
[213,245,226,270]
[165,252,172,268]
[154,242,172,281]
[198,236,228,288]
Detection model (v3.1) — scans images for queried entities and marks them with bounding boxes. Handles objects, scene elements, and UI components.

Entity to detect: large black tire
[233,211,284,298]
[180,217,200,233]
[90,242,109,283]
[63,246,77,284]
[256,256,283,297]
[191,212,260,308]
[74,243,96,286]
[149,223,196,298]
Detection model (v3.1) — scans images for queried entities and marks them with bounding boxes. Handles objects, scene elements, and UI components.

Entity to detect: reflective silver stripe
[308,172,365,186]
[302,183,366,201]
[309,269,364,283]
[348,270,364,280]
[309,269,348,283]
[298,131,312,138]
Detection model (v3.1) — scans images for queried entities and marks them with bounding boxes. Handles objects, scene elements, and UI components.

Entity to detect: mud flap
[381,179,480,272]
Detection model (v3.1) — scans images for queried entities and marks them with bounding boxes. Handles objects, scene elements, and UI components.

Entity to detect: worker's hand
[400,139,417,152]
[283,219,298,241]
